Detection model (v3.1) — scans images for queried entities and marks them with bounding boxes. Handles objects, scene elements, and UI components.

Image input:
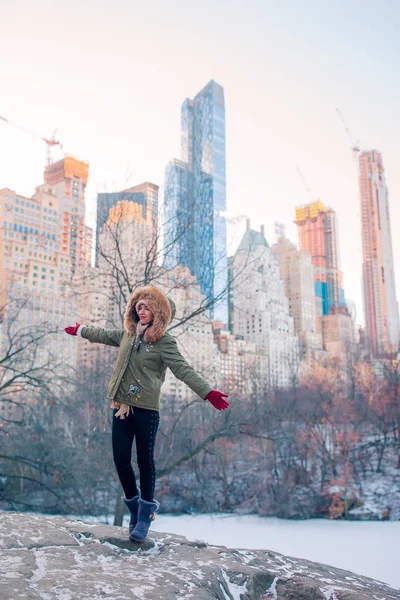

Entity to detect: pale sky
[1,0,399,326]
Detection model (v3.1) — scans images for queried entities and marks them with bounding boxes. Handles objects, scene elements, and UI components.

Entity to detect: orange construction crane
[0,114,63,166]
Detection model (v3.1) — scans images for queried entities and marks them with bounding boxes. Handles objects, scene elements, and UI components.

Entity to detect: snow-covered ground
[150,514,400,590]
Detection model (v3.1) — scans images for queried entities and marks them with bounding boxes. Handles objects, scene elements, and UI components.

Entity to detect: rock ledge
[0,512,398,599]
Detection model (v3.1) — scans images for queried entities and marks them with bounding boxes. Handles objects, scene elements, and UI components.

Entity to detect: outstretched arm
[161,337,229,410]
[64,322,124,347]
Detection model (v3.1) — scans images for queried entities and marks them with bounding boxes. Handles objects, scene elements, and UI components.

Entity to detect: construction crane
[296,165,315,202]
[0,114,63,166]
[335,108,360,159]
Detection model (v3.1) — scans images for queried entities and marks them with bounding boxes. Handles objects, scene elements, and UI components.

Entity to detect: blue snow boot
[123,495,140,535]
[130,498,160,542]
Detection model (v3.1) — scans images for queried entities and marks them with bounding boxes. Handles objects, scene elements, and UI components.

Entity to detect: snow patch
[30,549,48,584]
[261,576,278,599]
[129,586,152,599]
[320,586,339,600]
[0,552,24,578]
[236,549,257,564]
[219,583,231,600]
[139,540,163,555]
[220,568,248,600]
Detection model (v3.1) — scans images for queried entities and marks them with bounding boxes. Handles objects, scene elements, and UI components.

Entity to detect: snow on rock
[349,463,400,521]
[0,512,399,600]
[261,576,278,599]
[320,586,340,600]
[220,569,248,599]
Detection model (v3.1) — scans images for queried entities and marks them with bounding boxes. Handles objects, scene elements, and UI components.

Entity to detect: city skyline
[1,0,400,327]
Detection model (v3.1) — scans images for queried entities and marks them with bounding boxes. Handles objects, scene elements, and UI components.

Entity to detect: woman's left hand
[114,403,132,419]
[205,390,230,411]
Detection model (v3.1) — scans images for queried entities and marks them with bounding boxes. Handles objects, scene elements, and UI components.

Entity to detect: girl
[65,285,229,542]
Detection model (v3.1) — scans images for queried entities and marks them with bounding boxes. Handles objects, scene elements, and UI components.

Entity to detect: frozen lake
[150,513,400,590]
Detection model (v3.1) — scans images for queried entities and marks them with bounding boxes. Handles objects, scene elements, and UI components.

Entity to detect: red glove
[64,322,81,336]
[205,390,229,411]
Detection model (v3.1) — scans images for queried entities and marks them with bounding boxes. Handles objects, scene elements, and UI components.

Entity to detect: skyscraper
[359,150,400,356]
[96,182,159,267]
[230,222,299,388]
[164,80,228,324]
[163,159,193,270]
[44,156,89,277]
[0,185,80,393]
[272,236,322,352]
[295,201,344,315]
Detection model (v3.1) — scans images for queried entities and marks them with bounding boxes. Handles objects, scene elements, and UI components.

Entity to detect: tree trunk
[113,486,125,526]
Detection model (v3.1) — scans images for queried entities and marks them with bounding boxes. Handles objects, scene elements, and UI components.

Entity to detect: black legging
[112,407,160,502]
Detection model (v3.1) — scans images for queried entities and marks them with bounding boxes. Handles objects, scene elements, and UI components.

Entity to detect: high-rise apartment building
[164,80,228,324]
[44,156,89,278]
[160,266,217,404]
[83,225,93,268]
[272,237,322,352]
[96,182,159,267]
[230,222,299,388]
[321,307,355,359]
[212,321,268,395]
[295,201,344,316]
[0,185,80,392]
[359,150,400,356]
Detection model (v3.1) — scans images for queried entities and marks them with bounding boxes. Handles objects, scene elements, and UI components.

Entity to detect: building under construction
[44,156,90,276]
[295,201,345,316]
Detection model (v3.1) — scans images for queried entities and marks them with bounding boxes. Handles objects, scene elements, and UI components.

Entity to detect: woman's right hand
[205,390,230,411]
[64,322,81,336]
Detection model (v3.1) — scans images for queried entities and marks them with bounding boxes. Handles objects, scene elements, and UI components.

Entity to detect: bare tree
[78,197,256,332]
[0,292,75,510]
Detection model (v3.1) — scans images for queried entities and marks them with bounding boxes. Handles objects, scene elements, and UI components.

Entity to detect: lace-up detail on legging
[112,407,160,502]
[148,410,158,499]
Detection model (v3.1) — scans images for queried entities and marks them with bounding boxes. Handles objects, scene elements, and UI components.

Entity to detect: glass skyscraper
[164,80,228,324]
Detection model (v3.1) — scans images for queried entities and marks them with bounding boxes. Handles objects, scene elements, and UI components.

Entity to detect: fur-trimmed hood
[123,286,176,342]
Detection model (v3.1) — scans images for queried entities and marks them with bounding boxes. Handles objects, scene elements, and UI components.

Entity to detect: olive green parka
[80,286,212,411]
